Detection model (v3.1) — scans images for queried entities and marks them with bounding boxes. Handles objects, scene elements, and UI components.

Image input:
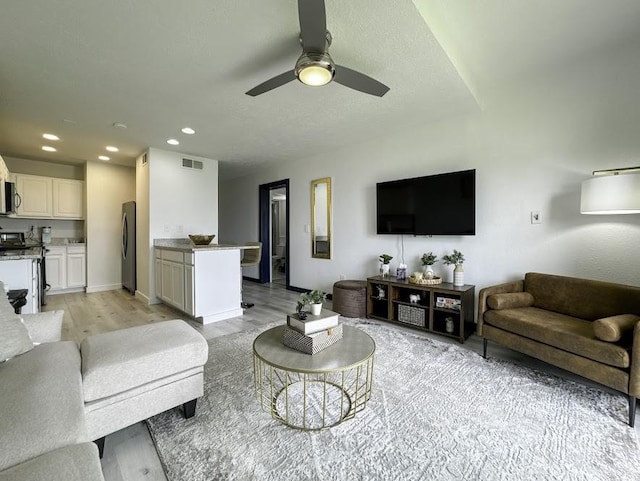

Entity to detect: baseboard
[85,283,121,293]
[48,287,86,295]
[135,290,162,305]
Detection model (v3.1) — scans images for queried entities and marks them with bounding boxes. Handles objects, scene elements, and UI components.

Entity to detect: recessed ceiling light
[166,138,180,146]
[98,155,110,161]
[42,133,60,141]
[181,127,195,135]
[62,119,77,124]
[42,146,57,152]
[106,146,119,152]
[112,122,128,129]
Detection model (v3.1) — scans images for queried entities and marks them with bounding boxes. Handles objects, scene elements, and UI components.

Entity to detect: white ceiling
[1,1,639,179]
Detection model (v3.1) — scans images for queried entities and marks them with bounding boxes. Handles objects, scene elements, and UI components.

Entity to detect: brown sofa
[477,272,640,426]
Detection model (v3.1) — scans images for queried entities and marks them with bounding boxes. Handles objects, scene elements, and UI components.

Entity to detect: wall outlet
[339,274,346,280]
[177,224,184,233]
[530,211,541,224]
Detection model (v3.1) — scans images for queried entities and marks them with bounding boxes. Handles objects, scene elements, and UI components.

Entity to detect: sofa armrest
[476,280,524,336]
[21,310,64,343]
[629,322,640,397]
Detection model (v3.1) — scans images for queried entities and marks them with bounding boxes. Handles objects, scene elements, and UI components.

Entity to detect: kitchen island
[154,239,255,324]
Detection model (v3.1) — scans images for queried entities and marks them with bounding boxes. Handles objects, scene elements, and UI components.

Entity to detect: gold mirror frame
[311,177,331,259]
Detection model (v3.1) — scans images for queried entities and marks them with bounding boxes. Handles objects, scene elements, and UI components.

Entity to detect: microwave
[0,181,19,215]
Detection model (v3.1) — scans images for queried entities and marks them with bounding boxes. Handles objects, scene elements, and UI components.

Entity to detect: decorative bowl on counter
[188,234,215,245]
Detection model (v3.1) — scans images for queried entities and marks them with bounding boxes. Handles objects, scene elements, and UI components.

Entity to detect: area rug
[147,319,640,481]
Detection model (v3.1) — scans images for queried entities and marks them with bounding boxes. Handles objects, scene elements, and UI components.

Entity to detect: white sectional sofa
[0,282,208,481]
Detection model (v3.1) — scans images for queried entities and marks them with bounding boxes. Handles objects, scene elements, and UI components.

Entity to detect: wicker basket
[398,304,426,327]
[408,276,442,285]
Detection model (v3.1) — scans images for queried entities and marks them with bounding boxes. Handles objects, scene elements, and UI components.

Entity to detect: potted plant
[299,290,327,316]
[296,298,308,320]
[379,254,393,278]
[442,250,465,286]
[420,252,438,278]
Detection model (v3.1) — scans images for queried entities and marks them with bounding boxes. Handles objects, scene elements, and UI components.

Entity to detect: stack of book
[283,309,342,355]
[436,296,461,311]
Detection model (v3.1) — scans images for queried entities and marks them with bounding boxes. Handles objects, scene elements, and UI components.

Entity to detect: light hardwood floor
[43,281,639,481]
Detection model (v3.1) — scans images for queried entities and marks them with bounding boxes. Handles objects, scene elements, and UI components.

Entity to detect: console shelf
[366,275,475,343]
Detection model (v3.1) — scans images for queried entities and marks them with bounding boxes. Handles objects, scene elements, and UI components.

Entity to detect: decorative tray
[408,276,442,285]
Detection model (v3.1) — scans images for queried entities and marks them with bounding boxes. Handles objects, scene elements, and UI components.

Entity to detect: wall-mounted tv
[376,169,476,236]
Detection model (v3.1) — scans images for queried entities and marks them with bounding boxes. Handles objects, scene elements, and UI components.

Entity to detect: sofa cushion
[81,319,208,402]
[487,292,534,310]
[21,310,64,344]
[484,307,630,368]
[0,342,88,472]
[0,309,33,362]
[0,443,104,481]
[593,314,640,343]
[524,272,640,321]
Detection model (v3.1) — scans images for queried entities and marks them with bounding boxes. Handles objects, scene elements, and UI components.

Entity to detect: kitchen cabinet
[45,246,66,290]
[46,244,86,292]
[16,174,53,218]
[53,178,84,218]
[14,174,84,219]
[66,245,86,288]
[156,249,186,310]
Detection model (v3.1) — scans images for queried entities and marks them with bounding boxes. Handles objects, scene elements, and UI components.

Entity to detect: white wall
[4,156,84,180]
[137,148,219,302]
[219,41,640,296]
[85,162,135,292]
[136,152,150,300]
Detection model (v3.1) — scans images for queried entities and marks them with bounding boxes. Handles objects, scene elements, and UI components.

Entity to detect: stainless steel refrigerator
[121,201,136,293]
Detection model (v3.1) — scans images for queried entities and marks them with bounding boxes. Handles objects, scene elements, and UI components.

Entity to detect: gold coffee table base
[253,325,375,431]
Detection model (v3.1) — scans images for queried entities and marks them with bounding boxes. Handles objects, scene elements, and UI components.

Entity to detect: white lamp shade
[580,174,640,214]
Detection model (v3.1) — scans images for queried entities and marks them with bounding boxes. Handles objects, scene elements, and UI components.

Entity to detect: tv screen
[376,169,476,235]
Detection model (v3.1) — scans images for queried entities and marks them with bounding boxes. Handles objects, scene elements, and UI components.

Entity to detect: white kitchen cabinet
[45,244,86,292]
[52,178,84,218]
[184,263,194,316]
[66,245,86,288]
[16,174,53,218]
[45,246,66,290]
[15,174,84,220]
[157,249,185,310]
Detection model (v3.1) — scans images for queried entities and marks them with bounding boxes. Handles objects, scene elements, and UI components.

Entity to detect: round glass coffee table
[253,325,375,430]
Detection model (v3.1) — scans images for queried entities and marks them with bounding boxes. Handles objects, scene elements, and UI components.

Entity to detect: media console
[366,276,475,343]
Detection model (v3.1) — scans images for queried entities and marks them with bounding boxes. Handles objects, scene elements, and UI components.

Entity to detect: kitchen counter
[153,238,256,251]
[0,247,43,260]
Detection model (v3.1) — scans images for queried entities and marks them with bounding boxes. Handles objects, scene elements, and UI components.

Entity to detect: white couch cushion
[0,305,33,362]
[0,342,87,472]
[81,319,208,402]
[0,443,104,481]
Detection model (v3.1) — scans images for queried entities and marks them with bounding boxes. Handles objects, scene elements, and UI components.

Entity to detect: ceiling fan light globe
[298,65,333,86]
[295,52,335,87]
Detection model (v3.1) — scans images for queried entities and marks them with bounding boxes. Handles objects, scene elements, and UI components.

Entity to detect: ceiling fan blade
[246,70,297,97]
[334,65,390,97]
[298,0,327,52]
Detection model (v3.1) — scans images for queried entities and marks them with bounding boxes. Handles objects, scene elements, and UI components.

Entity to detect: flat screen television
[376,169,476,235]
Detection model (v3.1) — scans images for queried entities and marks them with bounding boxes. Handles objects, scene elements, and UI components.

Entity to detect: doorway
[258,179,289,287]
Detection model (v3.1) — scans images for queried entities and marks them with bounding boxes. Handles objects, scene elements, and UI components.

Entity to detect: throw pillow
[21,310,64,344]
[592,314,640,343]
[0,311,34,362]
[487,292,535,310]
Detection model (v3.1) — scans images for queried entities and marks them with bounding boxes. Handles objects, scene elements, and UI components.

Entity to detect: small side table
[253,325,375,430]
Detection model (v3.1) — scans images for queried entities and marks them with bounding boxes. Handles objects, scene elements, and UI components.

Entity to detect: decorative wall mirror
[311,177,331,259]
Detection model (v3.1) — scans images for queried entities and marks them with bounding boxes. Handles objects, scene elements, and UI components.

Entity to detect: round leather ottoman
[332,280,367,318]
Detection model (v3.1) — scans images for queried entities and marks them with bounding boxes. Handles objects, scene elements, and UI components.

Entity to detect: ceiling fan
[245,0,390,97]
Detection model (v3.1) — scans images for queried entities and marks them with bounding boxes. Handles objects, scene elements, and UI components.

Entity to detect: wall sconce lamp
[580,166,640,214]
